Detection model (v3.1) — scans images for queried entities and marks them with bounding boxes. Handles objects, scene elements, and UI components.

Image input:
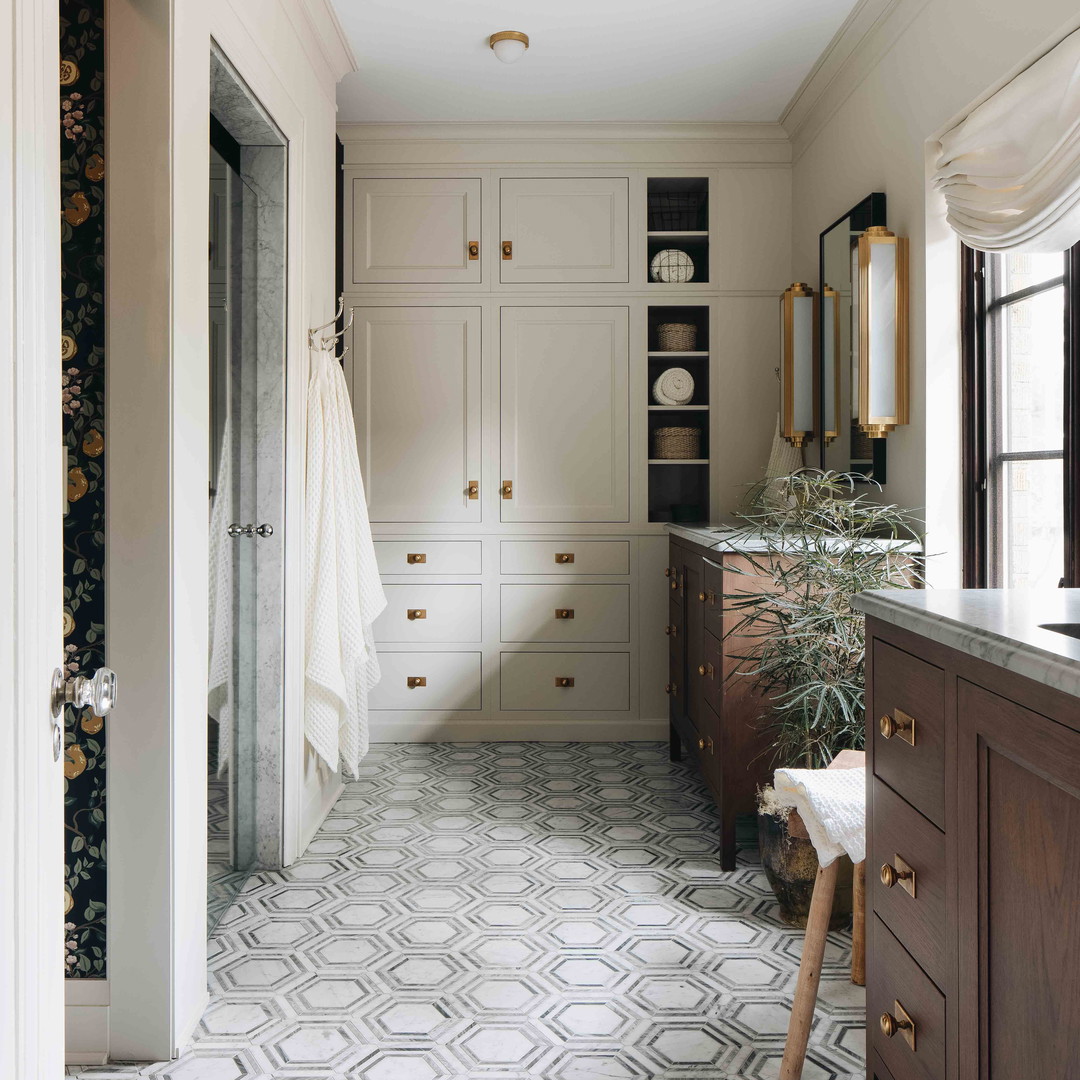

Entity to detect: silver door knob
[51,666,117,719]
[228,523,252,538]
[255,523,273,537]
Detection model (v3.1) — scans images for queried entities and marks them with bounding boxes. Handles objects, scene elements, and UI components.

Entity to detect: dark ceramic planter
[758,812,853,929]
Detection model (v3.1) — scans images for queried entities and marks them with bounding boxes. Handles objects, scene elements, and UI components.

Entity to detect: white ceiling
[332,0,859,124]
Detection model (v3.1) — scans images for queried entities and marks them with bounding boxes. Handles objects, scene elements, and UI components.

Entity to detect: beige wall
[787,0,1079,583]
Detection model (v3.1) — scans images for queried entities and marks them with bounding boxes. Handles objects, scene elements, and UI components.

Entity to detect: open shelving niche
[646,177,709,285]
[647,305,710,523]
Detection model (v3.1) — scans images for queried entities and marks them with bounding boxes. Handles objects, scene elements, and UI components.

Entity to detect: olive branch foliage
[724,471,924,771]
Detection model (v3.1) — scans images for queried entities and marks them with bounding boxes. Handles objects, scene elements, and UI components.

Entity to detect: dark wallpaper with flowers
[61,0,106,978]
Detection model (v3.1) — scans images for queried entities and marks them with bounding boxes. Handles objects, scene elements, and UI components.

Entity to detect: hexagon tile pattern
[68,742,864,1079]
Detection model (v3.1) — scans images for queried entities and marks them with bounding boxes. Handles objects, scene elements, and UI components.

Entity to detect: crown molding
[337,121,791,144]
[296,0,357,83]
[780,0,931,160]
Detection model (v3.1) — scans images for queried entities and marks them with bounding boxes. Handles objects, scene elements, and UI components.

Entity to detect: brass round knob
[698,664,707,676]
[664,567,673,577]
[880,863,897,888]
[698,591,706,602]
[665,624,678,637]
[670,579,678,591]
[698,738,706,751]
[665,682,677,694]
[880,1012,897,1038]
[558,554,571,563]
[880,713,897,739]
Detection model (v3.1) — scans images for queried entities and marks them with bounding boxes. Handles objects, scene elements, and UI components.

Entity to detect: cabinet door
[348,177,481,285]
[350,307,481,523]
[956,680,1080,1079]
[499,177,629,284]
[500,306,629,522]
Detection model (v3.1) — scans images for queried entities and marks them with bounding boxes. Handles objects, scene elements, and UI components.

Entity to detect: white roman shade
[932,26,1080,253]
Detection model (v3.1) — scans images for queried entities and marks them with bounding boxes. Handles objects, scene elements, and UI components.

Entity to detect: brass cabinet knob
[880,854,916,896]
[555,552,574,564]
[879,1000,915,1048]
[502,240,513,259]
[467,240,479,260]
[879,708,915,744]
[664,624,677,637]
[880,863,898,888]
[698,664,706,676]
[555,677,575,688]
[698,591,707,602]
[664,567,673,578]
[407,609,427,621]
[670,579,679,591]
[407,676,427,689]
[665,682,677,694]
[501,480,513,499]
[407,553,427,564]
[467,480,479,499]
[698,737,706,751]
[555,609,575,620]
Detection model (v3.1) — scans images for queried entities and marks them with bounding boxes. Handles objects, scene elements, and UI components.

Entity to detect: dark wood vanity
[862,600,1080,1080]
[666,531,773,869]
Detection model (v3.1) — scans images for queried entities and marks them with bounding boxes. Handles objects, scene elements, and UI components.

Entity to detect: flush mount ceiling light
[489,30,529,63]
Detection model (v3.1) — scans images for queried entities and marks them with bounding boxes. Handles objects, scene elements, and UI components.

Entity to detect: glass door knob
[51,666,117,719]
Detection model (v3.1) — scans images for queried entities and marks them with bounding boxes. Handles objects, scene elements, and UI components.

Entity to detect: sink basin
[1039,623,1080,640]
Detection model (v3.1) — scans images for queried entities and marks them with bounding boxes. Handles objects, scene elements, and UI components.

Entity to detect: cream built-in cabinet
[340,157,741,740]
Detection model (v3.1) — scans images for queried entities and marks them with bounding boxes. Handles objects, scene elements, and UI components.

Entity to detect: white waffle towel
[652,367,695,405]
[304,342,386,777]
[773,766,866,867]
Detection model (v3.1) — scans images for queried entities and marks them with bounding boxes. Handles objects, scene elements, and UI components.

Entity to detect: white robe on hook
[304,338,386,777]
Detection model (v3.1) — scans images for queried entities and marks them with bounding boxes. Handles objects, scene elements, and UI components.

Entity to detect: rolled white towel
[652,367,695,406]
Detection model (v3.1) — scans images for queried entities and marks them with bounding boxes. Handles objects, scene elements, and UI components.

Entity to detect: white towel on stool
[304,342,386,777]
[773,766,866,867]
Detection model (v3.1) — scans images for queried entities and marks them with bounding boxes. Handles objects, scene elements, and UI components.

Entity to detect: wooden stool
[779,749,866,1080]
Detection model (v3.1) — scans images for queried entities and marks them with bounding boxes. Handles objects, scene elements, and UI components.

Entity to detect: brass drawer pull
[879,707,916,746]
[664,624,677,637]
[698,663,714,678]
[698,737,706,750]
[555,609,575,620]
[665,682,677,694]
[467,480,479,499]
[880,999,915,1050]
[502,240,513,259]
[407,676,427,689]
[555,552,575,564]
[407,553,427,565]
[664,567,673,578]
[407,609,427,621]
[555,677,574,688]
[696,736,715,753]
[467,240,479,260]
[699,591,707,602]
[880,854,916,898]
[501,480,513,499]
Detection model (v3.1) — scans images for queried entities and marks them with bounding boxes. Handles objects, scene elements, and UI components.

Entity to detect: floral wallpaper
[61,0,106,978]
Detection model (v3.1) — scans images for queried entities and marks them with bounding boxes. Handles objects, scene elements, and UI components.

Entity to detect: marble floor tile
[70,741,864,1079]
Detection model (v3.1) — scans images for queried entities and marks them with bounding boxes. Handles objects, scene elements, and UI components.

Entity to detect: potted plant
[724,470,923,927]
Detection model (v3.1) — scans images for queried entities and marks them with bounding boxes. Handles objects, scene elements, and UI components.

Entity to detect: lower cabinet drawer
[500,584,629,643]
[869,915,945,1080]
[871,777,946,989]
[374,584,482,643]
[374,540,482,575]
[369,652,482,711]
[500,540,630,575]
[500,652,630,711]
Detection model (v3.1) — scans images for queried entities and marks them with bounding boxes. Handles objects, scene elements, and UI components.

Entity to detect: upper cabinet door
[348,177,482,285]
[350,307,482,523]
[501,306,629,523]
[499,178,629,284]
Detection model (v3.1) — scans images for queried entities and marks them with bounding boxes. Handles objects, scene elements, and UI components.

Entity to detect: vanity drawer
[500,540,630,575]
[374,540,482,575]
[701,630,722,715]
[869,915,945,1080]
[872,640,946,829]
[369,652,482,711]
[500,584,629,643]
[871,777,946,989]
[374,585,482,643]
[500,652,630,711]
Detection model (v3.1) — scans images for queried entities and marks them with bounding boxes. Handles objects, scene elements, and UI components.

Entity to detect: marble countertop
[664,523,917,555]
[853,589,1080,700]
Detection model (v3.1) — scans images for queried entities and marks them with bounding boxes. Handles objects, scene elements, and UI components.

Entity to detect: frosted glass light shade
[779,283,815,448]
[489,31,529,63]
[820,285,840,444]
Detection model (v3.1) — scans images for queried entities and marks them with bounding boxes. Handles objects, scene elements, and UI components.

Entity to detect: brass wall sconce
[818,284,840,445]
[779,282,815,448]
[855,226,909,438]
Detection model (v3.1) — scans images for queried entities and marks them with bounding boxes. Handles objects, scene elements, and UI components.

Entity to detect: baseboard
[370,718,669,742]
[65,980,109,1065]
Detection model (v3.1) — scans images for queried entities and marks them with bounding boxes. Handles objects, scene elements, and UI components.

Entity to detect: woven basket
[652,426,701,460]
[657,323,697,351]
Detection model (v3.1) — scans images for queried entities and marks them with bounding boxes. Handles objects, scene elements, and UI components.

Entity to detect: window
[962,244,1080,588]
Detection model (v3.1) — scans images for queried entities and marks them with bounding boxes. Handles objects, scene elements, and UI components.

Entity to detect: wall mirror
[818,192,888,480]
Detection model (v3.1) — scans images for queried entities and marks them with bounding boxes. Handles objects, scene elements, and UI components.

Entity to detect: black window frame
[962,241,1080,588]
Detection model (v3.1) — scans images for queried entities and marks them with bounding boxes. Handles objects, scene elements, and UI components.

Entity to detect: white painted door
[348,176,481,285]
[499,177,629,284]
[350,307,482,523]
[1,2,65,1077]
[500,307,629,522]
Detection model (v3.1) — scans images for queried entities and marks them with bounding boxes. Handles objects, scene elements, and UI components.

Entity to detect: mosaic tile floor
[70,741,864,1080]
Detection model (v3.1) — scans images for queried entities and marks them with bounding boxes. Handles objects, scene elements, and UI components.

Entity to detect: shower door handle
[228,523,274,538]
